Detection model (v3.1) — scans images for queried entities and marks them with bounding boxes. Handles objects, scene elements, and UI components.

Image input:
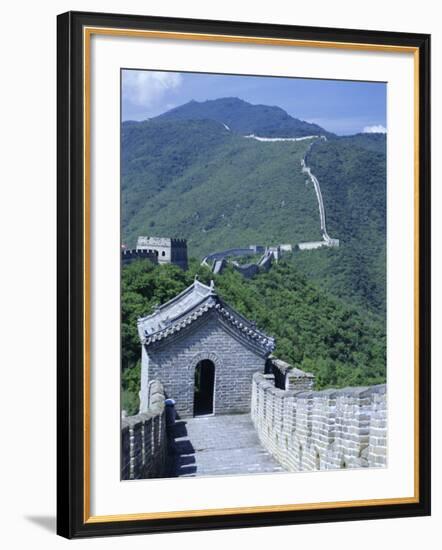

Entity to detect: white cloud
[122,70,182,107]
[363,124,387,134]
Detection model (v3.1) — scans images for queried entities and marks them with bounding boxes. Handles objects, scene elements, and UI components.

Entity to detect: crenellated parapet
[267,356,315,391]
[136,236,188,270]
[121,380,167,480]
[251,372,386,471]
[121,248,158,265]
[170,238,188,248]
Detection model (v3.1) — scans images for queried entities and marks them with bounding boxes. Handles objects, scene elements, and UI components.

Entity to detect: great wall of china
[121,369,387,479]
[299,137,339,250]
[200,136,338,277]
[201,246,276,278]
[122,136,338,277]
[245,134,339,251]
[120,135,385,481]
[251,372,387,471]
[121,380,167,480]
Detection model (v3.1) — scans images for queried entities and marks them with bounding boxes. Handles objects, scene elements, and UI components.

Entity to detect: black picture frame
[57,10,431,539]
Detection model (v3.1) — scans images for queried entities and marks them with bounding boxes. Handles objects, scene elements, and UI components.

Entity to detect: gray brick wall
[251,373,387,471]
[121,380,167,480]
[140,312,267,417]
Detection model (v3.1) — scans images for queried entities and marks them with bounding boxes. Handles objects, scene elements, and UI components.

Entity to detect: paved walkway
[167,414,284,478]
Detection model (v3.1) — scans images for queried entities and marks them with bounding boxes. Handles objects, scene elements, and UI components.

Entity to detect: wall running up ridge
[251,373,386,471]
[121,380,167,480]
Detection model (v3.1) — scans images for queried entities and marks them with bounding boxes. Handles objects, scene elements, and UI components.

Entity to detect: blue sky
[122,69,386,136]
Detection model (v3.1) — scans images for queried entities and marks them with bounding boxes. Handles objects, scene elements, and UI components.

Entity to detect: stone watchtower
[136,236,188,270]
[138,280,275,417]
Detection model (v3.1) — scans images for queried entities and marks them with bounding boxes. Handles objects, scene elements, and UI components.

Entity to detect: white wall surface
[0,0,439,547]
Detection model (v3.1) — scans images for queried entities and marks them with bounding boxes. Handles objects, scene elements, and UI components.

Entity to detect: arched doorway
[193,359,215,416]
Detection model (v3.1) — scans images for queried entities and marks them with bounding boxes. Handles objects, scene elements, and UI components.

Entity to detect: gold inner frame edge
[82,26,421,524]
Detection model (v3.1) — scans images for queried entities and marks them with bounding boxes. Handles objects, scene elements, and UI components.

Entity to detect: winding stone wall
[251,373,386,471]
[202,246,277,278]
[121,380,167,480]
[202,247,257,264]
[232,262,260,279]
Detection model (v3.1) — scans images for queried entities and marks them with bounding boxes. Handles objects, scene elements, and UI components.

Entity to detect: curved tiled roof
[137,280,275,355]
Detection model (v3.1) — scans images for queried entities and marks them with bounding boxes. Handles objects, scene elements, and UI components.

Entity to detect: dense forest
[122,258,386,414]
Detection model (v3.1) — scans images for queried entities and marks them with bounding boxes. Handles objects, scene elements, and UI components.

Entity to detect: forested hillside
[122,118,322,255]
[294,134,386,315]
[122,107,386,316]
[122,259,386,414]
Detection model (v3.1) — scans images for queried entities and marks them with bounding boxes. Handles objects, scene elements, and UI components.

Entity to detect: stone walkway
[167,414,284,478]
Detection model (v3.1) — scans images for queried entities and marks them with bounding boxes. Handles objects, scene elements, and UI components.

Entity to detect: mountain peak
[156,97,332,138]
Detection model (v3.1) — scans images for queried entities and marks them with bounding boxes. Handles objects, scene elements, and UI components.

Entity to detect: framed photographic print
[57,11,431,538]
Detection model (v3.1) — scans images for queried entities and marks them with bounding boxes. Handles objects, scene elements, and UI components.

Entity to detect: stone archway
[193,359,215,416]
[188,352,223,416]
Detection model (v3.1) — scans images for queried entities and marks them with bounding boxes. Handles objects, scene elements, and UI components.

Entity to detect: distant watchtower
[136,236,188,270]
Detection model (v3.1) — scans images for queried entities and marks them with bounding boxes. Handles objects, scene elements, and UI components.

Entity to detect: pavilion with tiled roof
[138,279,276,417]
